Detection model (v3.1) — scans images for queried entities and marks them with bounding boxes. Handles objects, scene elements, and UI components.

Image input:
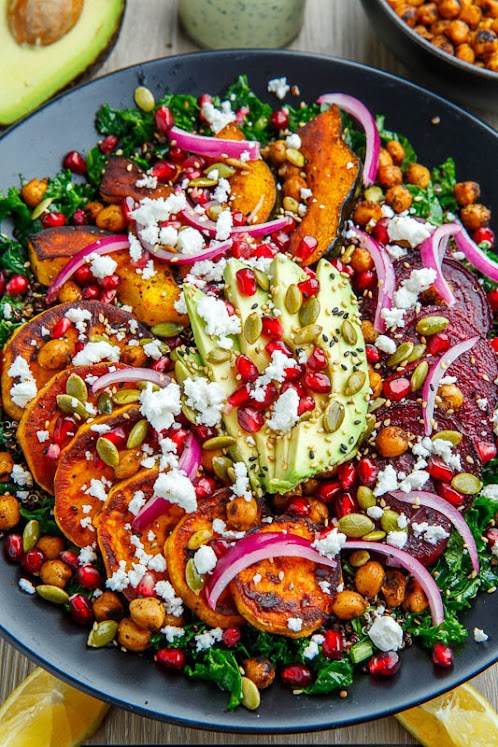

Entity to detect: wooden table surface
[1,1,497,744]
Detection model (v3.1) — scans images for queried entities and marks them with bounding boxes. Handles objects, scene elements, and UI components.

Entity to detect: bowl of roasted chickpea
[360,0,498,115]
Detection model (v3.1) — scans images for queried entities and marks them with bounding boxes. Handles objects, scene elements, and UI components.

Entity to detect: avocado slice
[0,0,125,125]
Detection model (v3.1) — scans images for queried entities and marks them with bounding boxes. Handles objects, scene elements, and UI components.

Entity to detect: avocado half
[0,0,125,126]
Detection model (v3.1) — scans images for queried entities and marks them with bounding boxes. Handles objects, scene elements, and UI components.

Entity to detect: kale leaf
[377,114,417,168]
[19,495,60,536]
[85,147,108,188]
[431,157,458,213]
[45,170,95,218]
[0,235,28,276]
[303,658,353,696]
[0,187,34,244]
[185,647,243,710]
[243,626,299,666]
[95,103,155,156]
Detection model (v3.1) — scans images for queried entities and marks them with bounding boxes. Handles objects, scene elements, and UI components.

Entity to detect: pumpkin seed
[150,322,185,337]
[341,244,356,264]
[357,414,376,446]
[204,162,236,179]
[134,85,155,112]
[451,472,482,495]
[337,513,375,538]
[96,437,120,468]
[387,341,414,368]
[89,333,111,344]
[97,393,113,415]
[368,397,387,413]
[203,435,237,450]
[286,148,305,167]
[56,394,89,420]
[410,360,429,392]
[341,319,358,346]
[432,430,462,446]
[244,313,263,344]
[127,419,149,450]
[207,204,223,220]
[380,510,402,534]
[293,323,323,345]
[415,315,449,336]
[185,558,205,594]
[225,157,249,170]
[241,676,261,711]
[187,528,213,550]
[138,337,155,347]
[363,185,383,203]
[31,196,53,220]
[227,466,237,484]
[65,373,88,403]
[299,296,320,326]
[324,401,345,433]
[212,456,234,482]
[112,389,141,405]
[205,348,232,364]
[361,530,386,542]
[285,284,303,315]
[349,549,371,567]
[136,381,160,391]
[189,176,219,188]
[87,620,118,648]
[344,370,367,396]
[406,343,426,363]
[181,402,198,424]
[36,585,69,605]
[283,196,299,213]
[22,519,40,552]
[357,486,376,510]
[174,360,191,386]
[253,269,270,291]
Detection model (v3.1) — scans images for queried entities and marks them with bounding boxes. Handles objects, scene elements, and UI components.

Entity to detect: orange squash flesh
[99,156,173,204]
[28,225,111,286]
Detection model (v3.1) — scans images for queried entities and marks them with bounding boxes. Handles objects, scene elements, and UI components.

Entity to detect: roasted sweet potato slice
[230,518,341,638]
[100,156,173,204]
[287,106,361,265]
[1,300,150,421]
[28,226,111,286]
[98,468,183,600]
[216,123,276,224]
[53,405,153,547]
[164,489,248,629]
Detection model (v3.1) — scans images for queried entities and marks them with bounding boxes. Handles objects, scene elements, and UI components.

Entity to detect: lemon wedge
[0,667,110,747]
[396,681,498,747]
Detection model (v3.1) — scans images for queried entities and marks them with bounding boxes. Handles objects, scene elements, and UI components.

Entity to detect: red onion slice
[135,218,233,264]
[179,204,292,239]
[454,225,498,282]
[177,432,202,480]
[205,532,338,611]
[168,126,260,160]
[91,367,171,394]
[46,235,129,303]
[390,490,479,574]
[353,228,395,332]
[317,93,381,186]
[422,336,479,435]
[420,223,460,306]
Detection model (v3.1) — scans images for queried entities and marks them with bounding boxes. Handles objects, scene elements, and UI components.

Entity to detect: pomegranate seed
[236,268,257,296]
[235,105,250,124]
[487,289,498,314]
[122,196,136,223]
[45,443,61,460]
[476,440,497,463]
[307,347,327,371]
[331,257,354,278]
[237,406,264,433]
[169,146,188,163]
[94,452,105,470]
[266,340,292,357]
[317,480,341,502]
[74,341,84,353]
[136,571,157,597]
[371,218,389,244]
[426,331,451,355]
[491,338,498,353]
[102,427,127,447]
[21,548,45,574]
[485,526,498,548]
[437,481,464,506]
[262,316,283,340]
[69,594,94,625]
[198,93,212,116]
[99,134,119,154]
[154,105,175,133]
[304,371,331,394]
[6,275,28,295]
[100,274,120,290]
[155,648,186,670]
[270,109,289,130]
[82,284,100,300]
[0,271,5,296]
[383,377,411,402]
[222,627,242,647]
[194,476,216,499]
[191,424,217,443]
[53,416,76,446]
[230,239,252,259]
[335,492,358,518]
[298,394,315,415]
[297,278,320,299]
[63,150,86,174]
[366,344,381,363]
[228,384,252,407]
[357,457,378,487]
[353,269,376,292]
[209,538,230,559]
[59,550,80,571]
[272,230,291,250]
[232,211,246,227]
[251,382,278,410]
[303,266,316,278]
[183,155,207,170]
[71,208,87,226]
[4,534,23,562]
[189,186,210,205]
[432,642,454,668]
[76,564,102,590]
[473,226,495,248]
[225,301,236,317]
[236,355,259,383]
[286,496,311,517]
[337,462,356,490]
[151,160,177,183]
[294,235,318,262]
[368,651,400,676]
[253,243,278,259]
[151,355,170,372]
[283,381,304,397]
[427,456,453,482]
[281,663,313,689]
[100,289,117,305]
[283,364,304,383]
[322,629,343,659]
[74,265,93,285]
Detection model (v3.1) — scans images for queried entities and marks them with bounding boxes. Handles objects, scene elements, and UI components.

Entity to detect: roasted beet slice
[384,497,452,566]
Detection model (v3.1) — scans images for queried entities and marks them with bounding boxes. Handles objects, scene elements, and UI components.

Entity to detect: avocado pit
[7,0,83,46]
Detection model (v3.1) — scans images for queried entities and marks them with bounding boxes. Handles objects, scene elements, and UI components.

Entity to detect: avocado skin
[0,0,125,126]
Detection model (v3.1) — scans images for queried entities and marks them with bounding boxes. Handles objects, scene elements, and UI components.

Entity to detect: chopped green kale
[185,647,243,710]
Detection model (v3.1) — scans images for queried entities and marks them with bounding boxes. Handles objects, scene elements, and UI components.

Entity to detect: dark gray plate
[0,51,497,733]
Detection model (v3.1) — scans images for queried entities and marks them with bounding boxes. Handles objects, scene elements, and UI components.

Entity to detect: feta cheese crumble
[231,461,252,502]
[87,252,118,280]
[287,617,303,633]
[196,294,241,349]
[312,528,347,559]
[183,377,226,427]
[194,627,223,651]
[153,469,197,513]
[193,545,218,575]
[387,216,433,248]
[139,382,182,432]
[368,616,404,651]
[474,627,489,643]
[72,341,120,367]
[267,76,290,100]
[267,387,300,434]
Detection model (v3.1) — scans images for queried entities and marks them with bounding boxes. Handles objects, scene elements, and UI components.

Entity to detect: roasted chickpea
[385,139,406,165]
[226,496,258,531]
[95,204,127,233]
[114,448,142,480]
[375,426,409,457]
[403,579,429,613]
[385,185,413,213]
[0,451,14,481]
[302,478,321,496]
[117,617,151,652]
[120,345,147,367]
[57,279,83,303]
[39,559,72,588]
[487,50,498,68]
[37,339,73,369]
[84,201,105,222]
[332,590,368,620]
[361,319,379,344]
[377,164,403,189]
[378,148,393,168]
[415,22,434,37]
[129,597,166,632]
[382,569,408,608]
[350,246,374,273]
[0,494,20,530]
[395,3,418,25]
[352,200,383,227]
[243,657,275,690]
[445,18,471,42]
[35,535,65,560]
[439,0,463,19]
[282,176,308,202]
[472,27,498,57]
[162,612,185,627]
[431,19,451,34]
[277,162,301,180]
[460,202,491,230]
[417,2,439,25]
[93,590,125,622]
[354,560,385,598]
[268,140,288,165]
[307,497,329,525]
[456,41,477,59]
[369,369,383,399]
[433,32,456,52]
[460,3,482,26]
[438,383,464,410]
[404,162,432,188]
[20,178,48,208]
[454,180,481,206]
